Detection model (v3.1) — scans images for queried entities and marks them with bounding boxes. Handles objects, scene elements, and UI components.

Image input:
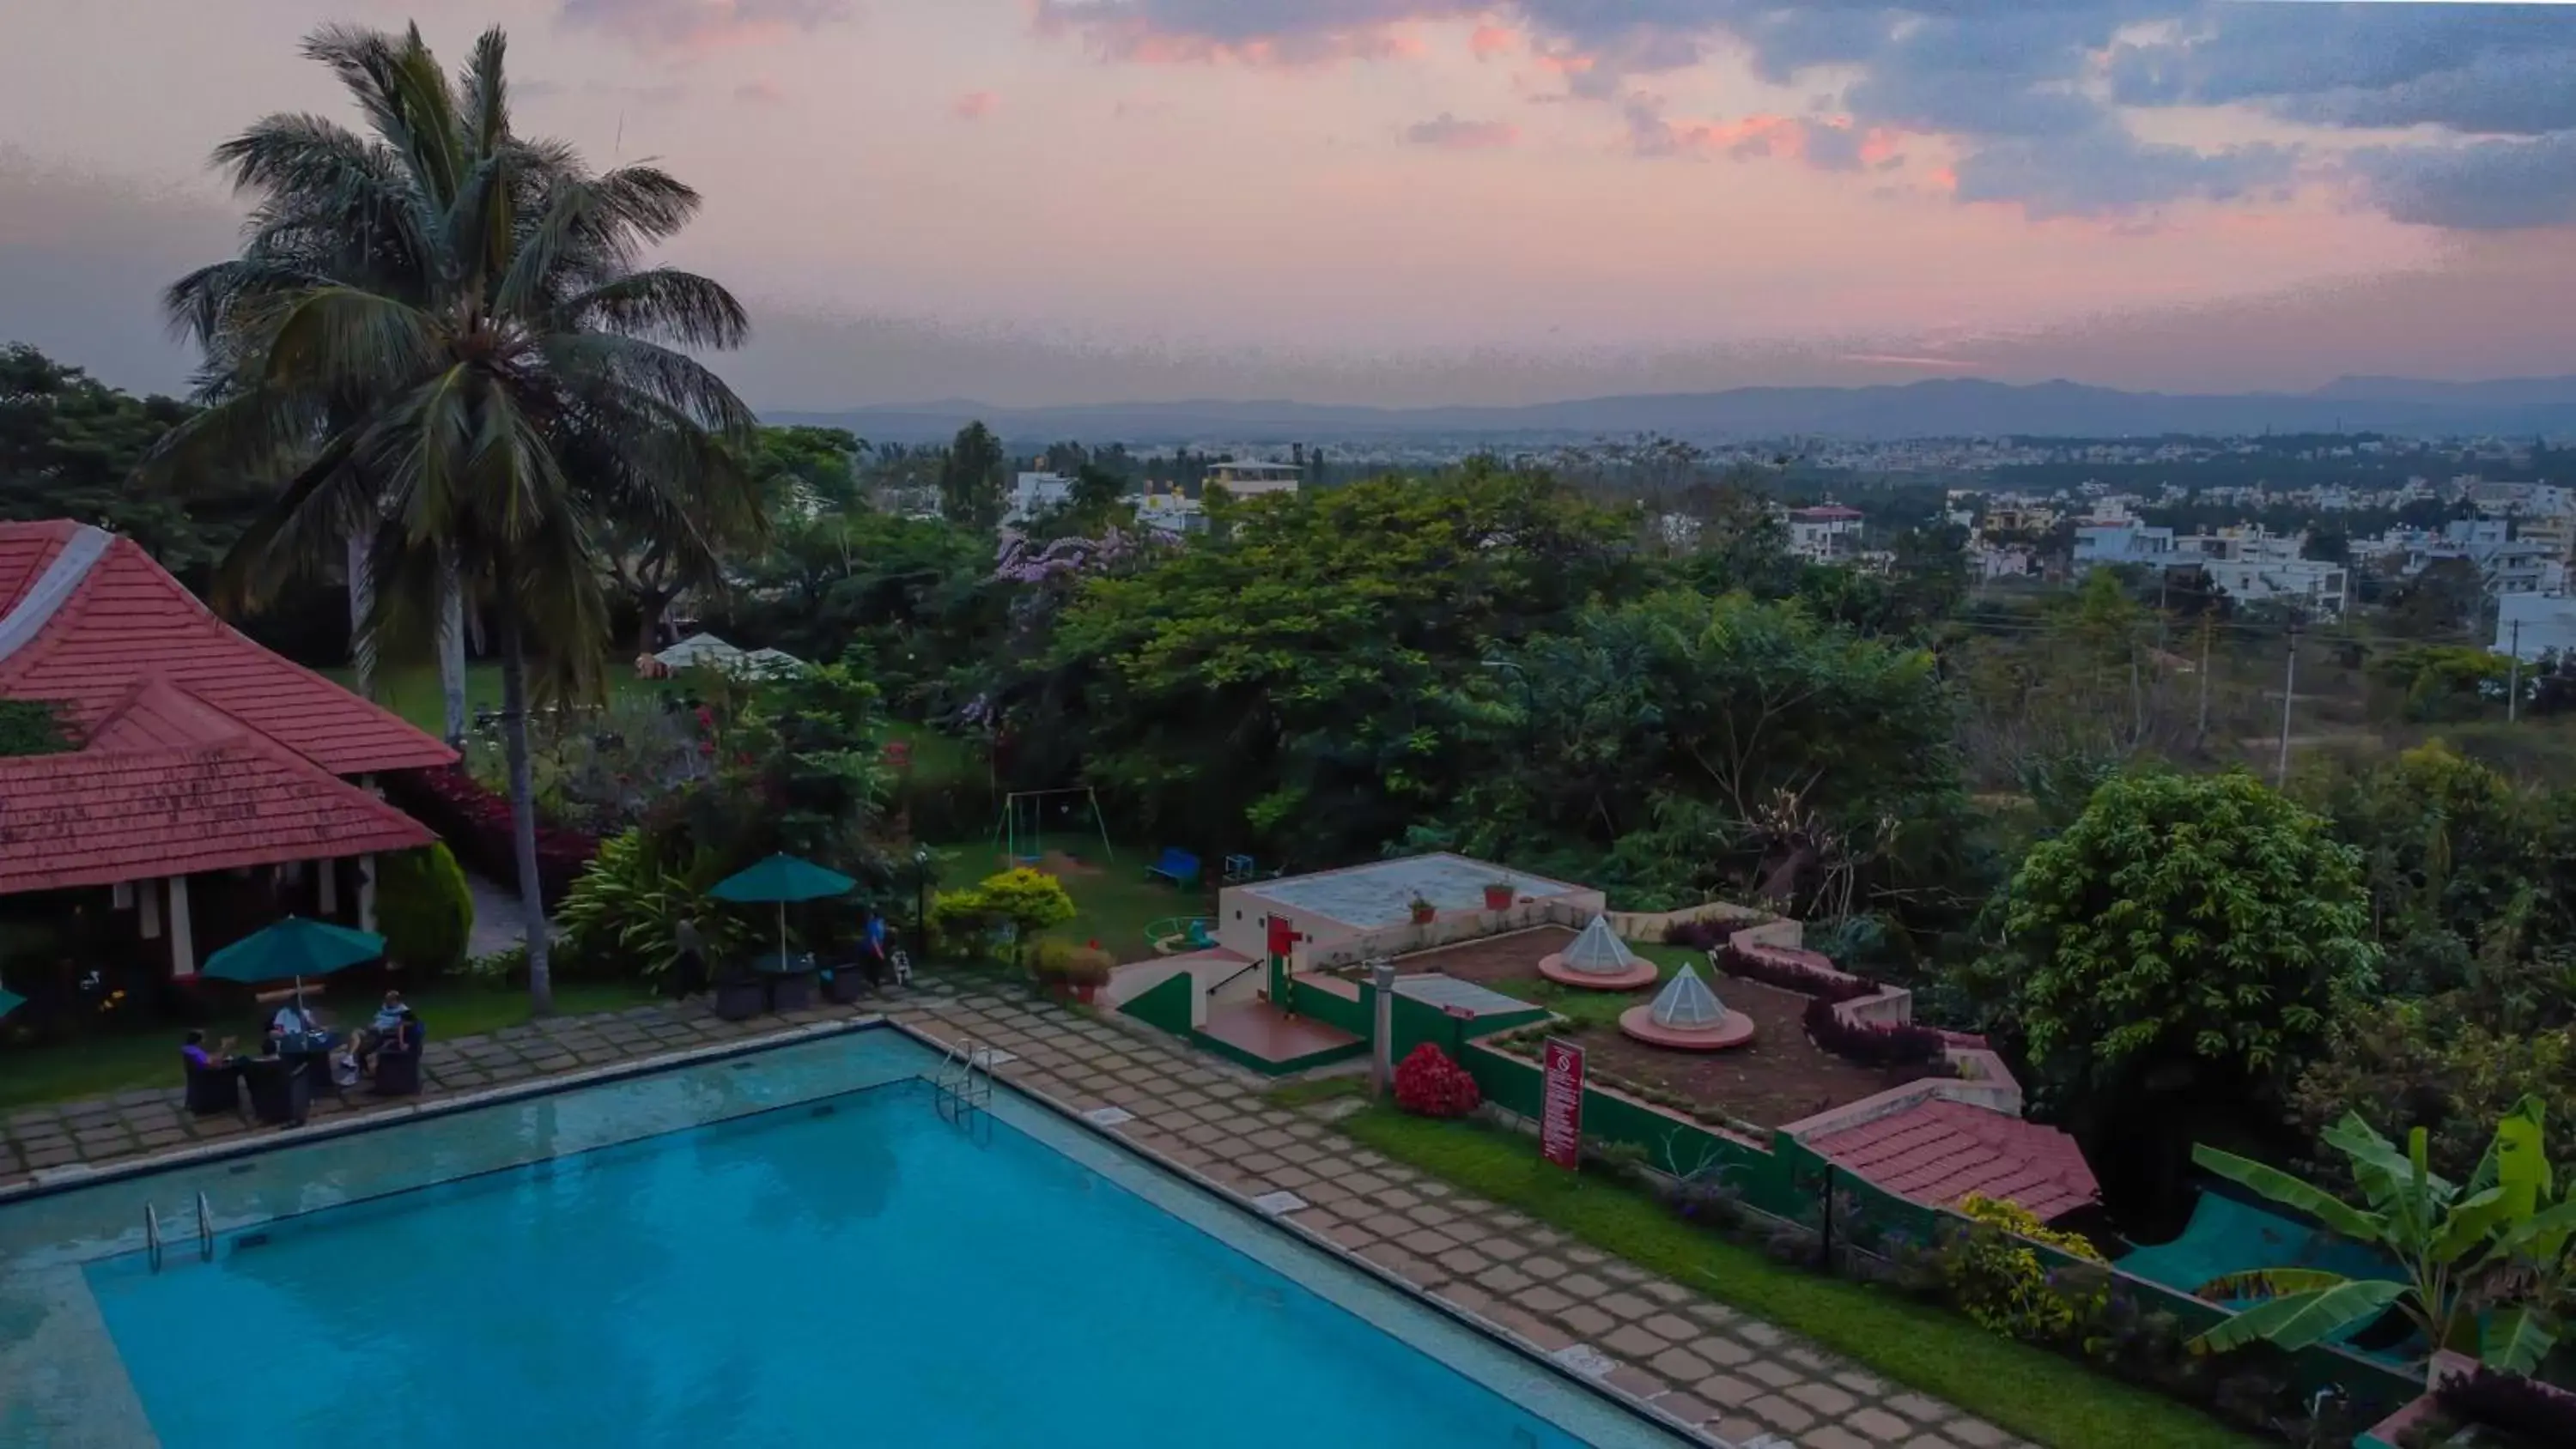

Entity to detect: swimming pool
[0,1029,1690,1448]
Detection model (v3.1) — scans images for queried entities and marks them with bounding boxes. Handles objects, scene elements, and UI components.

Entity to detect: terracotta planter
[1073,981,1099,1004]
[1410,904,1437,925]
[1482,885,1515,910]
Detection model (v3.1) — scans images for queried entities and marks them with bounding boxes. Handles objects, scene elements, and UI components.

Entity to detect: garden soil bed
[1401,926,1940,1129]
[1567,982,1942,1129]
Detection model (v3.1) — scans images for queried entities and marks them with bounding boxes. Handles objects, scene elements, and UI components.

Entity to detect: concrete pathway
[1,978,2021,1449]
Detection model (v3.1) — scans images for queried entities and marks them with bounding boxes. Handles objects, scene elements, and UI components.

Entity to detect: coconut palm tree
[145,22,762,1013]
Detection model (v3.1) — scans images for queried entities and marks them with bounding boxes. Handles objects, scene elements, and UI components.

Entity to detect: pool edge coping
[883,1015,1733,1449]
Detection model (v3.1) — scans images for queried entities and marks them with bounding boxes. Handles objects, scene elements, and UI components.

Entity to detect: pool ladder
[143,1191,215,1272]
[934,1038,995,1124]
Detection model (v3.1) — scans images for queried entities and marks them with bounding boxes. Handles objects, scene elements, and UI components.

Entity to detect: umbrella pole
[777,900,787,966]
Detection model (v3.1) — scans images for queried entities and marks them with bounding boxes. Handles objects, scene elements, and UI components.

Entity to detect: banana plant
[2188,1095,2576,1373]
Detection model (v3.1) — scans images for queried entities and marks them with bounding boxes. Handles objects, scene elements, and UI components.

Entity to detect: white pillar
[138,881,161,939]
[358,854,378,934]
[319,858,338,916]
[168,876,195,978]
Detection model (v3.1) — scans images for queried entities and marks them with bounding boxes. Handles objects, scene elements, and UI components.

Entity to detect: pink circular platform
[1617,1004,1758,1051]
[1538,953,1659,991]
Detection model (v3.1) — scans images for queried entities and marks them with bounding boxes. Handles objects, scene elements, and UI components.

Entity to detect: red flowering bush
[386,767,599,906]
[1393,1044,1482,1119]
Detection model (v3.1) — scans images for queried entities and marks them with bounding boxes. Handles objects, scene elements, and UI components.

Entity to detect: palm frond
[261,286,439,396]
[543,270,750,355]
[460,27,512,159]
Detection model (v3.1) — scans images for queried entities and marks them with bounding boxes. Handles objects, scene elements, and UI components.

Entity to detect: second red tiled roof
[1807,1098,2101,1223]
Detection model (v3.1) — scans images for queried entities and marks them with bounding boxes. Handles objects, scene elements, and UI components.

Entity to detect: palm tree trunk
[497,609,555,1016]
[344,526,377,698]
[437,552,468,749]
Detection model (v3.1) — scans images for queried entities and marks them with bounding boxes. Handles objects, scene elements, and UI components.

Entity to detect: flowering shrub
[1802,996,1947,1069]
[386,766,599,906]
[1935,1194,2105,1343]
[1723,941,1878,1003]
[1393,1044,1482,1119]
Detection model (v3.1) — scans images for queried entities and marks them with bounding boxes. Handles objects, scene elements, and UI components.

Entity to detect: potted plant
[1482,877,1516,910]
[1408,894,1437,925]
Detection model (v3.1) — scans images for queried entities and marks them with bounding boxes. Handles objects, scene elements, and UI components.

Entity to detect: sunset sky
[4,0,2575,407]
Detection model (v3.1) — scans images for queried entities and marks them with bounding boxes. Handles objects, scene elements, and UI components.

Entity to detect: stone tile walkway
[890,989,2036,1449]
[0,998,848,1188]
[2,977,2029,1449]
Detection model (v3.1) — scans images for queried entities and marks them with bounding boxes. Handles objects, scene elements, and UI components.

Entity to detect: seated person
[354,991,410,1072]
[270,997,321,1042]
[180,1029,244,1074]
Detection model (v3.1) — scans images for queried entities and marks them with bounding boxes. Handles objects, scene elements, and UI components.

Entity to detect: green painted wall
[1287,975,1371,1039]
[1120,969,1196,1038]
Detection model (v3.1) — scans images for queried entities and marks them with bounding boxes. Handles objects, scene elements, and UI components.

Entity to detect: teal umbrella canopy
[709,854,855,905]
[708,855,854,967]
[0,987,22,1020]
[201,916,386,985]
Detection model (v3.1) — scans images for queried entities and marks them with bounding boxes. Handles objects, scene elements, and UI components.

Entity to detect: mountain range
[769,375,2576,447]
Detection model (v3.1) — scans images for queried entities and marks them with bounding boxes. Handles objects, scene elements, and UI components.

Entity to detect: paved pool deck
[1,976,2029,1449]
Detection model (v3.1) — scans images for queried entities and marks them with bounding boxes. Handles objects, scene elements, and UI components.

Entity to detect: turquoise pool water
[54,1034,1680,1448]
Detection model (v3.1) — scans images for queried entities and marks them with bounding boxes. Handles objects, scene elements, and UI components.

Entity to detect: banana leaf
[2194,1279,2409,1355]
[2192,1143,2386,1245]
[2481,1307,2561,1376]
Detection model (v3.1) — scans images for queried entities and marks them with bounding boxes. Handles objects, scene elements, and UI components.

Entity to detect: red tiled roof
[1807,1099,2101,1223]
[0,521,454,777]
[0,680,434,894]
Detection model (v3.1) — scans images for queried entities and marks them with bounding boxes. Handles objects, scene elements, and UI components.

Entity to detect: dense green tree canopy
[1043,463,1631,863]
[1992,770,2379,1093]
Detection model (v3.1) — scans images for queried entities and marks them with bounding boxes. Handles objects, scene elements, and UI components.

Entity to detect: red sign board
[1540,1038,1584,1171]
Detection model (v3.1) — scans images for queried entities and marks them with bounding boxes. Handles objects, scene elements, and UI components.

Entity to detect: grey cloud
[2108,6,2576,131]
[557,0,853,51]
[1955,130,2296,220]
[1403,113,1517,149]
[2348,134,2576,231]
[1030,1,2576,227]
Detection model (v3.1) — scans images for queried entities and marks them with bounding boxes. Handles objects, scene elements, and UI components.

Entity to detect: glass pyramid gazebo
[1539,914,1658,990]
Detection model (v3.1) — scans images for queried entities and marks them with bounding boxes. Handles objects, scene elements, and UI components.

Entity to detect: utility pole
[2275,620,2301,790]
[2195,610,2215,747]
[2510,619,2524,724]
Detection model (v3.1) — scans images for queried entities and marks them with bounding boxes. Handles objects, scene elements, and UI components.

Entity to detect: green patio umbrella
[0,986,22,1021]
[709,853,855,965]
[201,915,386,1004]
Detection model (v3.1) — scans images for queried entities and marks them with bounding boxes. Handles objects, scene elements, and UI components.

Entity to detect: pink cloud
[558,0,852,54]
[1468,24,1516,61]
[1029,0,1458,68]
[954,90,999,121]
[1404,113,1519,151]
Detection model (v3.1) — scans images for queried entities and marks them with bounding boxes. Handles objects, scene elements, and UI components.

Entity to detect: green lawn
[0,980,657,1113]
[928,831,1208,961]
[319,660,659,735]
[1339,1106,2262,1449]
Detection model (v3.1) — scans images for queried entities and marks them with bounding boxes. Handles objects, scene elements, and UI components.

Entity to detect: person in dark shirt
[671,916,709,999]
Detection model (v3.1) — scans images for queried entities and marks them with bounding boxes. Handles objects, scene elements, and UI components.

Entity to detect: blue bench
[1147,847,1201,888]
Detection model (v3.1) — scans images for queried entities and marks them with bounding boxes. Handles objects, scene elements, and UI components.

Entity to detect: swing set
[991,787,1116,869]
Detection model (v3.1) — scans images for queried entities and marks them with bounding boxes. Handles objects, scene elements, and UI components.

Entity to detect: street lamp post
[914,846,933,960]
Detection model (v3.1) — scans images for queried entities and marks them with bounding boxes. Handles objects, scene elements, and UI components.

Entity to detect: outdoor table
[754,952,817,1012]
[270,1030,350,1106]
